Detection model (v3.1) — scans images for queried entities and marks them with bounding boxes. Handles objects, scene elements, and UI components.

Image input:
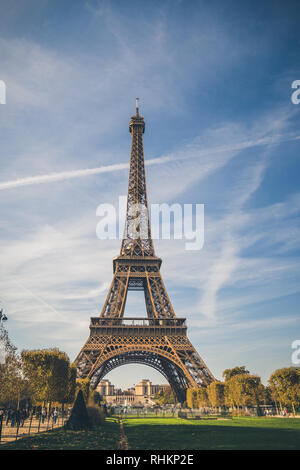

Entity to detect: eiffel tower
[75,100,215,402]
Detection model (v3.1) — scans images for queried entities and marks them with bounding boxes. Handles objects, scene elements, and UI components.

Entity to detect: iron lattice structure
[75,102,215,402]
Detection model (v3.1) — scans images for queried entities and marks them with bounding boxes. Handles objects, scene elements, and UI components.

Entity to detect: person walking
[10,409,16,427]
[53,409,58,424]
[20,409,26,427]
[41,408,47,424]
[6,408,12,425]
[15,409,21,427]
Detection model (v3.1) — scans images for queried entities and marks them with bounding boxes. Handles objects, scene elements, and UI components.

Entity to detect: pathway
[117,418,129,450]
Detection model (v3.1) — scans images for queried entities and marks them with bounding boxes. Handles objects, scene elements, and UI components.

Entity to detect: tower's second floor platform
[89,316,187,336]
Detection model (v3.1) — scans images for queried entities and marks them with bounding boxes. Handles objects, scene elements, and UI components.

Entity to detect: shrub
[86,406,106,426]
[65,389,91,430]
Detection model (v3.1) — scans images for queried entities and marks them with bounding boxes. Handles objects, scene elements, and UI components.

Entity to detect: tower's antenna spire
[136,97,139,116]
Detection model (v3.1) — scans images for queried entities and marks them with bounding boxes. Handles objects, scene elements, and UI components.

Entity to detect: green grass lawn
[0,418,120,450]
[123,416,300,450]
[2,416,300,450]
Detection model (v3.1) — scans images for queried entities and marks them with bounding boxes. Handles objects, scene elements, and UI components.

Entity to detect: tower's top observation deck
[129,98,145,134]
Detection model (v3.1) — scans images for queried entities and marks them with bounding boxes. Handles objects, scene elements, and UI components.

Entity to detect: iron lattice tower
[75,100,215,402]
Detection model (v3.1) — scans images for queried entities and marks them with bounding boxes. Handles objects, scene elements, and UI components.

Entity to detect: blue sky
[0,0,300,388]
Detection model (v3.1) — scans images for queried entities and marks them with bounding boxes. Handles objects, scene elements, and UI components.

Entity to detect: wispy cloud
[0,162,129,191]
[1,132,298,191]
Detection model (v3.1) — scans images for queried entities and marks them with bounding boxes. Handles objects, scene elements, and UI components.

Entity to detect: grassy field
[123,416,300,450]
[1,416,300,450]
[0,418,120,450]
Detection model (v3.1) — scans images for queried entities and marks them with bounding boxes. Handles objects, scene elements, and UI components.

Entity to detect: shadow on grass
[124,419,300,450]
[1,419,120,450]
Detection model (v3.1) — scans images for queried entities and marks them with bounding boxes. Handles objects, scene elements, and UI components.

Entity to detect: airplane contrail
[0,162,130,191]
[0,156,172,191]
[0,133,298,191]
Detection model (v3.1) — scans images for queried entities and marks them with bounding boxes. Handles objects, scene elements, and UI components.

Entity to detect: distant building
[97,379,115,396]
[135,379,168,397]
[96,379,169,406]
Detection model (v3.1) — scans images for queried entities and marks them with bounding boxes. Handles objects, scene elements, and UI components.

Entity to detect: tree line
[153,386,175,405]
[0,324,97,410]
[186,366,300,414]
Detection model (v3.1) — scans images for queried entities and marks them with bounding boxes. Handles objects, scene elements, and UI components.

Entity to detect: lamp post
[0,309,8,365]
[0,309,8,325]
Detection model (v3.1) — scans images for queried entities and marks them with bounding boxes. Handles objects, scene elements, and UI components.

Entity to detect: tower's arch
[83,348,192,403]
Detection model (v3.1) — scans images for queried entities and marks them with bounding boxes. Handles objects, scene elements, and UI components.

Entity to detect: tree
[223,366,250,382]
[21,348,71,407]
[186,387,209,408]
[186,389,197,408]
[186,388,198,408]
[207,381,225,408]
[154,390,164,401]
[161,386,175,405]
[269,367,300,415]
[65,389,91,430]
[91,390,102,406]
[0,323,16,357]
[196,388,209,407]
[0,324,30,408]
[64,363,77,404]
[153,386,175,405]
[76,378,91,404]
[1,330,78,411]
[225,374,265,409]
